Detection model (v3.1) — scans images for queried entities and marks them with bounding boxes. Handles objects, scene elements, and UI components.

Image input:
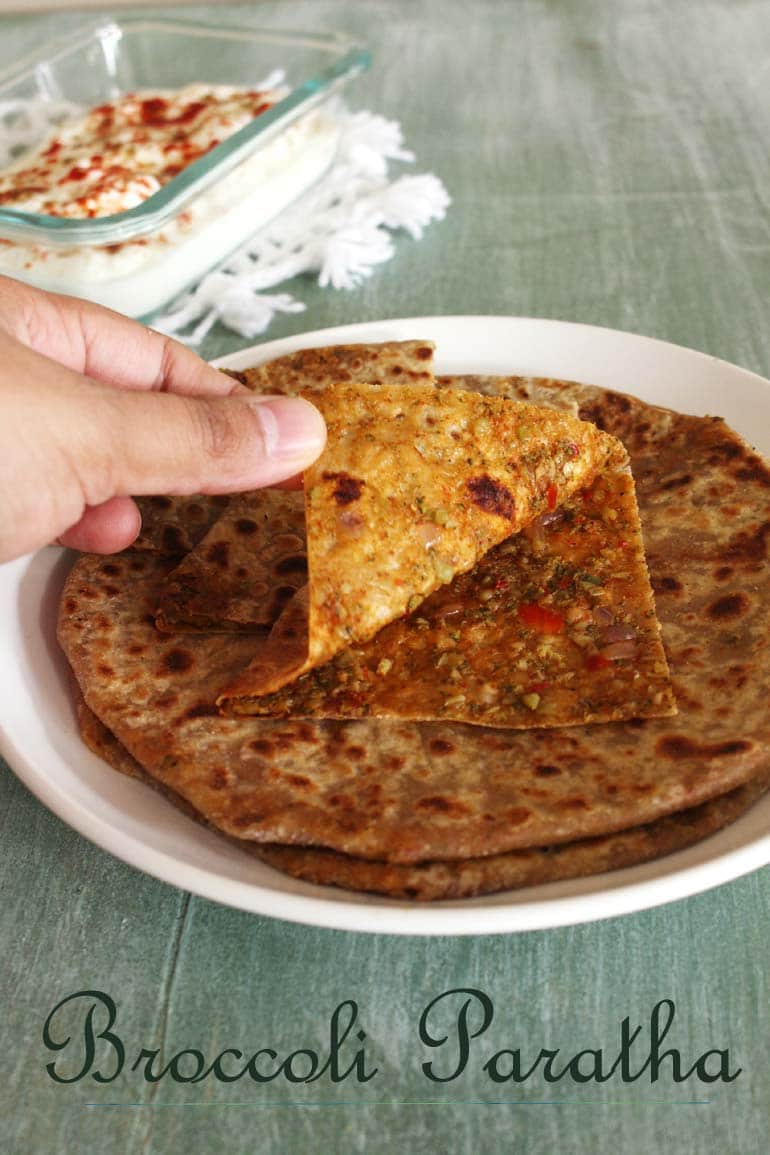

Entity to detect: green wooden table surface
[2,3,769,1152]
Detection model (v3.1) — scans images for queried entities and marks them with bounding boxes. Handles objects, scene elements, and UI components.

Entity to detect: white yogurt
[0,86,341,316]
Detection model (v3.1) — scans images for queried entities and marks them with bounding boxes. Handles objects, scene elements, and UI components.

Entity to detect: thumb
[85,387,327,500]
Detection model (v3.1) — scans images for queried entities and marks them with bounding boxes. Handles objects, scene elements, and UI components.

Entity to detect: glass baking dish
[0,18,369,317]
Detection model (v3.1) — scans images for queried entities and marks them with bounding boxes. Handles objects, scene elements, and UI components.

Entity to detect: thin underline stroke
[85,1097,712,1108]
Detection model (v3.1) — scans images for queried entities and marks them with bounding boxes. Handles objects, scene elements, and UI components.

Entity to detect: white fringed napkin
[154,105,450,344]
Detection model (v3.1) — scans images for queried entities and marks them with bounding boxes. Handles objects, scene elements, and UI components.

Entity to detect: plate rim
[2,314,770,935]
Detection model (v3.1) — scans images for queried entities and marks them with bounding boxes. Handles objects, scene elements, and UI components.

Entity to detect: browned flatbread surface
[233,339,435,394]
[74,686,769,900]
[133,493,230,559]
[156,490,306,633]
[73,683,768,898]
[58,376,770,866]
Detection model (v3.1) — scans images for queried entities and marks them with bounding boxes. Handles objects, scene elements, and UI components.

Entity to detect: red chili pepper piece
[585,653,611,671]
[518,603,565,634]
[546,483,558,511]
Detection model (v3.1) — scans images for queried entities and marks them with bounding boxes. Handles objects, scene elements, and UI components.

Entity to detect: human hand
[0,276,326,562]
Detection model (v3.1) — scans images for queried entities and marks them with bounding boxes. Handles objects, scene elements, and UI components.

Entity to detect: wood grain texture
[1,2,769,1152]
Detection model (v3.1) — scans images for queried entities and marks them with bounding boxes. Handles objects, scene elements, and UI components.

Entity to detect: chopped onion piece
[600,639,638,661]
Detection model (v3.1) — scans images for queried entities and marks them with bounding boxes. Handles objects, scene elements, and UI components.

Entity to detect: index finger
[0,275,244,398]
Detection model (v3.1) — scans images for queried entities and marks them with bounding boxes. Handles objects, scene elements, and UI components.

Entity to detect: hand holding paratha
[0,276,326,562]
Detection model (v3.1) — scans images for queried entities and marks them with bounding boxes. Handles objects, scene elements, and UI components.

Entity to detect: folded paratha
[220,382,623,705]
[57,375,770,869]
[225,461,675,728]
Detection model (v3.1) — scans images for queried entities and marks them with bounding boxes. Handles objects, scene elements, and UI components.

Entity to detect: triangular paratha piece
[224,461,675,728]
[220,382,624,706]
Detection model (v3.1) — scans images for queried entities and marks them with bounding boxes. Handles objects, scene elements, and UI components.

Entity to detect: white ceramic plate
[2,317,769,935]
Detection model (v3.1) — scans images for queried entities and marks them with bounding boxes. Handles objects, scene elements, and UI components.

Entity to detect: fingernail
[247,396,326,462]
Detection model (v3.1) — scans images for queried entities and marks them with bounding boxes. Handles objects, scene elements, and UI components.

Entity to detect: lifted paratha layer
[230,464,674,728]
[221,383,623,704]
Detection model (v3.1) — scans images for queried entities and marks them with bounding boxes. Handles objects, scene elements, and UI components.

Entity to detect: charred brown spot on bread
[286,774,312,789]
[161,525,186,556]
[416,795,471,817]
[429,738,456,755]
[657,735,752,759]
[186,702,219,718]
[714,566,733,581]
[161,647,195,673]
[416,345,433,360]
[724,522,770,564]
[235,518,258,535]
[249,738,274,755]
[467,474,515,520]
[149,496,173,509]
[275,554,308,576]
[714,740,753,756]
[273,585,297,605]
[323,471,364,505]
[708,440,742,463]
[100,563,121,576]
[328,793,353,810]
[660,473,693,491]
[558,796,590,811]
[210,768,228,790]
[232,811,264,828]
[206,541,230,567]
[505,806,533,825]
[652,575,682,594]
[579,392,632,431]
[534,764,562,777]
[733,462,770,486]
[707,593,750,621]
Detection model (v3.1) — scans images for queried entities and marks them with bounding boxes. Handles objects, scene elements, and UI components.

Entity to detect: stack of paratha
[57,341,770,900]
